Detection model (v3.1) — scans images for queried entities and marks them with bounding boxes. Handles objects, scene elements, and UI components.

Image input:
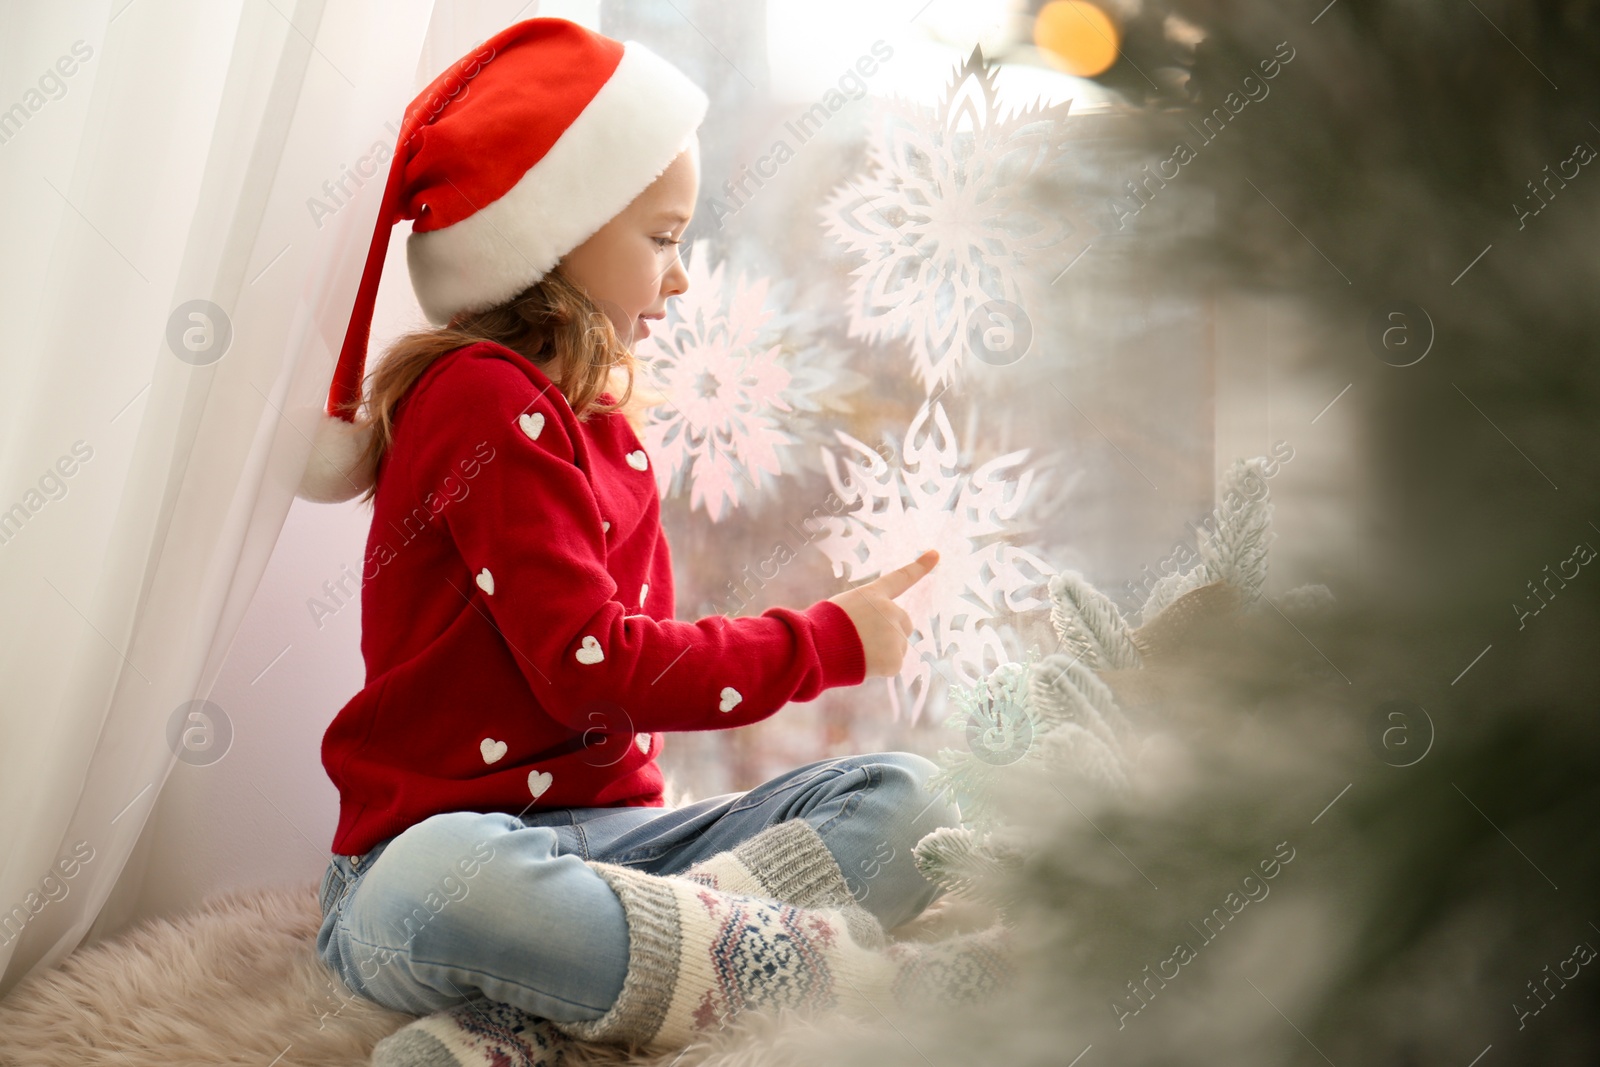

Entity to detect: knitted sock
[369,995,568,1067]
[679,817,889,948]
[550,862,1015,1054]
[680,817,847,901]
[368,819,882,1067]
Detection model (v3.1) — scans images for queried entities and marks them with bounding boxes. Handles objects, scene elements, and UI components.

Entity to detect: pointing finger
[871,549,940,600]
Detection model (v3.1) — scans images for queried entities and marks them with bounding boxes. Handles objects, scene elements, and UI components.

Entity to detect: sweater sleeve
[400,349,867,734]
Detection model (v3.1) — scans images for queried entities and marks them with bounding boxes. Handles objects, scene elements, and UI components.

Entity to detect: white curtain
[0,0,438,996]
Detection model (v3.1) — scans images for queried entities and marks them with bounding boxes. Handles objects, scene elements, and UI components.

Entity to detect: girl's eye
[653,235,681,249]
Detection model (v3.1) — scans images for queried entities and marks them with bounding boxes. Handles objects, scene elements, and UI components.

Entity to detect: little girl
[300,18,1013,1062]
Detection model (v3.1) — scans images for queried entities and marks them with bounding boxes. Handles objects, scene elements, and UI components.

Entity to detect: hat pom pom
[296,412,377,503]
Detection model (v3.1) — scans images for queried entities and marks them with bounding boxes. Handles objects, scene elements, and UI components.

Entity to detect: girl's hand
[828,549,939,678]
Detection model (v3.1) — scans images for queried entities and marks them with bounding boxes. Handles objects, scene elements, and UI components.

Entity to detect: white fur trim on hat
[296,413,376,504]
[405,41,708,327]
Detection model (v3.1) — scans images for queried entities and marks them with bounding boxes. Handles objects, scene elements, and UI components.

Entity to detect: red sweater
[321,341,867,856]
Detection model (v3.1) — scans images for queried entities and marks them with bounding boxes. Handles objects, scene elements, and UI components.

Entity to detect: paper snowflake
[636,242,803,521]
[819,44,1089,396]
[813,400,1053,723]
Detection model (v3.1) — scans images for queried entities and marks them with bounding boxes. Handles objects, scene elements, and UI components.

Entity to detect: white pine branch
[1196,457,1275,606]
[1047,571,1142,669]
[911,825,1024,898]
[1031,652,1135,756]
[1139,562,1212,625]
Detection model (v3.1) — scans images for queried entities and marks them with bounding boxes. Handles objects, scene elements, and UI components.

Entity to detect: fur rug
[0,848,989,1067]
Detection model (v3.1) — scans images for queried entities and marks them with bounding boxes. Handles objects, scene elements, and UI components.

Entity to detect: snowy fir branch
[1139,562,1212,625]
[922,647,1136,887]
[1194,457,1275,607]
[911,825,1025,901]
[926,660,1046,835]
[1031,651,1137,755]
[919,457,1282,895]
[1047,571,1143,669]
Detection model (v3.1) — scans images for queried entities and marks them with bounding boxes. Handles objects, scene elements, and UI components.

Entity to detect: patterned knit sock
[369,995,568,1067]
[550,862,1015,1054]
[366,820,889,1067]
[679,817,889,948]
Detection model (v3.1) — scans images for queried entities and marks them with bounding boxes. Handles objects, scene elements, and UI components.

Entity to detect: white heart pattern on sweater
[601,521,611,532]
[480,738,507,764]
[625,450,649,471]
[475,568,494,596]
[575,635,604,665]
[527,769,552,799]
[518,412,545,440]
[635,732,651,755]
[719,687,742,712]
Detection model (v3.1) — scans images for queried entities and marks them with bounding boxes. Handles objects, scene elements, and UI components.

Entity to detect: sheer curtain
[0,0,435,996]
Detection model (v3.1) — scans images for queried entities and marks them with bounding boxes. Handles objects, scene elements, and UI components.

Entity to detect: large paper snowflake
[639,241,851,520]
[819,44,1090,396]
[813,400,1053,723]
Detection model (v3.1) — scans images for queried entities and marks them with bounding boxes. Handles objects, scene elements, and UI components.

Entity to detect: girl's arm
[402,348,866,735]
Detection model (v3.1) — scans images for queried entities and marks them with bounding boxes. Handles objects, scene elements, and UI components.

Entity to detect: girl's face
[556,138,699,352]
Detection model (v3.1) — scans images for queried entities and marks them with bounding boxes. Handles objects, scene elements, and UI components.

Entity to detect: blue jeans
[315,751,961,1022]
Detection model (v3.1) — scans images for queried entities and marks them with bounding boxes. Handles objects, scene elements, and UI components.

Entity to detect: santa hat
[297,18,708,503]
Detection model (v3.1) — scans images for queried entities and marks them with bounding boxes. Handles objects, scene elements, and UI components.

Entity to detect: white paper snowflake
[813,400,1053,723]
[636,243,864,524]
[819,44,1090,396]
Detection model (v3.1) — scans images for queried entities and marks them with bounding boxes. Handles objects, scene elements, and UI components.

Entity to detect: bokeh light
[1033,0,1120,77]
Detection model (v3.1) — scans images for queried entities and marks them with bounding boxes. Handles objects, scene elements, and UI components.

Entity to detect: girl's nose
[661,248,689,299]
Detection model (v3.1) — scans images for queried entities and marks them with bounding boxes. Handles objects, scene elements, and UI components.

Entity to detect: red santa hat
[297,17,708,503]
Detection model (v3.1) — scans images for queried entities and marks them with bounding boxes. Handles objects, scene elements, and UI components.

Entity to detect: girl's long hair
[337,267,638,506]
